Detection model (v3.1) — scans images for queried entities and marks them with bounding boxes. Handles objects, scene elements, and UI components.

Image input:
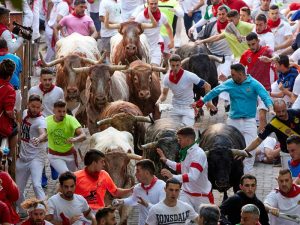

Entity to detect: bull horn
[109,65,127,73]
[140,141,158,149]
[107,23,121,29]
[71,66,91,73]
[96,117,112,126]
[141,22,156,29]
[181,57,190,65]
[39,52,65,67]
[205,151,209,156]
[151,65,168,73]
[231,149,252,158]
[134,116,153,123]
[208,55,225,63]
[127,153,143,160]
[81,57,101,65]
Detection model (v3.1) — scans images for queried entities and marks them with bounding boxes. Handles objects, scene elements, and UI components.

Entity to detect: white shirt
[88,0,101,13]
[292,75,300,110]
[123,179,166,225]
[166,143,212,194]
[99,0,122,37]
[48,193,90,225]
[271,20,292,51]
[146,200,198,225]
[19,110,47,161]
[264,187,300,225]
[163,70,202,107]
[120,0,145,21]
[135,11,168,46]
[180,0,202,14]
[28,85,64,117]
[48,0,69,27]
[256,30,275,51]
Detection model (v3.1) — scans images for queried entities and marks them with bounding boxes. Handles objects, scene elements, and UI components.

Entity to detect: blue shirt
[288,160,300,178]
[0,53,22,89]
[277,67,298,91]
[203,75,273,119]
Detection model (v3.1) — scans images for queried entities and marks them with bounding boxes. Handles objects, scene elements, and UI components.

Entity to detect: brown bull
[71,64,129,134]
[96,100,153,154]
[124,60,167,120]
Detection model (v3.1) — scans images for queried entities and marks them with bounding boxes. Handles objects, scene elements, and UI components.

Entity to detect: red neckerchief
[256,26,272,34]
[0,47,8,56]
[144,8,161,22]
[63,0,73,13]
[169,68,184,84]
[72,11,85,18]
[276,184,300,198]
[0,23,14,38]
[39,83,55,95]
[212,2,223,17]
[290,159,300,167]
[23,111,42,124]
[22,218,46,225]
[84,167,100,180]
[141,176,158,195]
[217,19,228,33]
[267,18,281,29]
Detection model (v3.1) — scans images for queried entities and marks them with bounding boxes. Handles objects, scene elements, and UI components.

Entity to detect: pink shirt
[59,14,94,36]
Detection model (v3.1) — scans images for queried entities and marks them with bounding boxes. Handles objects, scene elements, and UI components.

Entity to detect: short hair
[28,94,42,103]
[166,177,182,188]
[0,7,10,16]
[59,171,76,185]
[278,168,292,177]
[199,204,220,225]
[176,127,196,140]
[227,10,239,18]
[136,159,156,175]
[53,99,66,108]
[269,4,279,10]
[255,14,267,23]
[0,38,7,49]
[241,204,260,217]
[0,59,15,80]
[277,55,289,68]
[40,68,55,76]
[230,63,246,74]
[74,0,86,6]
[96,207,115,222]
[218,5,229,13]
[169,54,181,62]
[273,99,286,107]
[287,135,300,145]
[246,32,259,42]
[240,174,257,185]
[84,149,105,166]
[240,7,251,16]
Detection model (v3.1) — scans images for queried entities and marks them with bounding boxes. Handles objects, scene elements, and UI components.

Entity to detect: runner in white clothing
[264,169,300,225]
[113,159,166,225]
[135,0,174,65]
[15,95,48,215]
[45,171,97,225]
[145,178,199,225]
[156,54,215,126]
[157,127,214,212]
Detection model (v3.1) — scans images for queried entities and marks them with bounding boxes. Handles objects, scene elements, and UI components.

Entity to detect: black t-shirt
[291,33,300,52]
[258,109,300,153]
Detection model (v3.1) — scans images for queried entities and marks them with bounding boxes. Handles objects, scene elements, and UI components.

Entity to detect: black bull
[199,123,245,197]
[175,44,222,115]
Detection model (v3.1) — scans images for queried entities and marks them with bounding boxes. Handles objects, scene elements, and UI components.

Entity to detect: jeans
[90,12,101,32]
[183,11,202,37]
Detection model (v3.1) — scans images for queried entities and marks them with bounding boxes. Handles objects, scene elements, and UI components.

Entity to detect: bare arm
[89,25,98,39]
[192,0,204,11]
[196,33,225,44]
[164,22,174,49]
[275,35,293,51]
[113,187,133,197]
[66,127,86,144]
[156,88,169,105]
[203,81,211,94]
[244,137,263,153]
[280,46,294,55]
[84,209,97,225]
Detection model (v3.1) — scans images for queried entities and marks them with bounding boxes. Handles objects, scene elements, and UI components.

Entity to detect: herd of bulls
[39,22,249,223]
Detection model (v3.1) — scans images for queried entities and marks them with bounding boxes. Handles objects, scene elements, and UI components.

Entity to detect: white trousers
[150,44,162,65]
[227,117,257,174]
[179,191,210,212]
[48,153,77,175]
[16,156,46,211]
[45,24,55,62]
[169,106,195,126]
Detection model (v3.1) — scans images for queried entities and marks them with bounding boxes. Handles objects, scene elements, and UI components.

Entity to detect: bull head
[181,54,225,65]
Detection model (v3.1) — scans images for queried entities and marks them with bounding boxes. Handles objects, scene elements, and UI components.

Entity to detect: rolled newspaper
[278,213,300,224]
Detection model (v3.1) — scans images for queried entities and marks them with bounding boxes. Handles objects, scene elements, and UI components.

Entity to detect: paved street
[22,15,285,224]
